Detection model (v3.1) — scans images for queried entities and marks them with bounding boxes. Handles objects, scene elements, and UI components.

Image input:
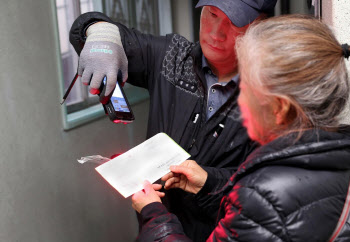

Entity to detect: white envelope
[95,133,191,198]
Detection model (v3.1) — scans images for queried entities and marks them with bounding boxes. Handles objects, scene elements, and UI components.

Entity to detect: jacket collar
[241,128,350,172]
[217,127,350,194]
[190,43,208,89]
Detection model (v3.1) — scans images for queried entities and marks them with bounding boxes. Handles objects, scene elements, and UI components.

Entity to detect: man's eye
[209,11,217,17]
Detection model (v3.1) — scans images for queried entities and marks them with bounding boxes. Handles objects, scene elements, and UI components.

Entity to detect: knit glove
[77,22,128,104]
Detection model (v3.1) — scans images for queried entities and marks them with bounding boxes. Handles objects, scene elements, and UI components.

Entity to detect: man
[69,0,277,241]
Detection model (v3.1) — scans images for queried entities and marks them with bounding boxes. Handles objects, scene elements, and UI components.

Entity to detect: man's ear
[274,97,291,125]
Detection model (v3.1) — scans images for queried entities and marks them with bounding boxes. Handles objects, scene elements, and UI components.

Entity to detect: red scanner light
[113,120,129,124]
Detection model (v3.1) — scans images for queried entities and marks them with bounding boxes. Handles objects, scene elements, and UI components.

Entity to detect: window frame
[51,0,172,130]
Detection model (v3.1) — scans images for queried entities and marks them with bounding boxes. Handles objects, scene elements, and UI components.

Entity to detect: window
[275,0,321,18]
[104,0,159,34]
[54,0,172,130]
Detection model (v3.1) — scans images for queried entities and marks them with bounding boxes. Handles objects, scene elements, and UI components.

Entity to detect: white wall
[0,0,149,241]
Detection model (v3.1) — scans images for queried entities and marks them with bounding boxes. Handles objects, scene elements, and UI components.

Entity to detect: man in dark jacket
[69,0,276,240]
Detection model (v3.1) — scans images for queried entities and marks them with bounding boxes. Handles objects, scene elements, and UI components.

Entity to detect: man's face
[200,6,250,67]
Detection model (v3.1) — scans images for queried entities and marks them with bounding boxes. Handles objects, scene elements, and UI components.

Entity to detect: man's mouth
[207,43,224,51]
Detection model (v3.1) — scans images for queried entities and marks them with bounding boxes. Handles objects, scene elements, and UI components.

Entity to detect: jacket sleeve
[193,139,260,219]
[137,202,192,242]
[69,11,172,89]
[207,184,285,242]
[138,184,286,242]
[193,140,260,217]
[191,167,232,220]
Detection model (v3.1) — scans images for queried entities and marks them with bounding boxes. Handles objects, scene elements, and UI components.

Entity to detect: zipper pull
[193,113,199,123]
[189,138,196,149]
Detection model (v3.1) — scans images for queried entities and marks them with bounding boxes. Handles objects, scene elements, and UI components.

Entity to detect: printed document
[95,133,190,198]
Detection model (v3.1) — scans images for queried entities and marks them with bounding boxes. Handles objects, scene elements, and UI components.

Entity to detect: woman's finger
[156,191,165,197]
[152,183,163,191]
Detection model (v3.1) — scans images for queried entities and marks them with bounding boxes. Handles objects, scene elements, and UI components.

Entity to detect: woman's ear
[274,97,291,125]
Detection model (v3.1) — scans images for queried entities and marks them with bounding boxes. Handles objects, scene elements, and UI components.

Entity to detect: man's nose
[210,21,227,41]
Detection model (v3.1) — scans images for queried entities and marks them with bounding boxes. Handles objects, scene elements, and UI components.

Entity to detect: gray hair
[236,14,349,137]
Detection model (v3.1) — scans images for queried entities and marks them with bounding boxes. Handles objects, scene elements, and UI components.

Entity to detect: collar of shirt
[201,55,240,87]
[202,55,240,121]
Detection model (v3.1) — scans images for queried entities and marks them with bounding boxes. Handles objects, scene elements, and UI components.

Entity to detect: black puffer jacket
[70,12,256,241]
[138,128,350,241]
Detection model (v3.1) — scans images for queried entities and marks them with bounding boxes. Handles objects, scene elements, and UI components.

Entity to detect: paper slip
[95,133,191,198]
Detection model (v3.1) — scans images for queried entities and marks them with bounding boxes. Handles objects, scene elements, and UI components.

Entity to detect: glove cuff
[86,22,122,46]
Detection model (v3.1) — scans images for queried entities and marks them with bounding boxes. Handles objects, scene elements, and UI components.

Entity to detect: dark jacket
[137,128,350,241]
[70,12,256,241]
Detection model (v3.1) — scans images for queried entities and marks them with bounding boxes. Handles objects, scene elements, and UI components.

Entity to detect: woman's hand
[161,160,208,194]
[131,180,165,213]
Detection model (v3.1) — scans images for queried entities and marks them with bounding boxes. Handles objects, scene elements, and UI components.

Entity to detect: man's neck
[208,61,238,83]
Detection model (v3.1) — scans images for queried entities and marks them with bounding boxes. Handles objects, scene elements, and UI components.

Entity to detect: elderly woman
[132,15,350,241]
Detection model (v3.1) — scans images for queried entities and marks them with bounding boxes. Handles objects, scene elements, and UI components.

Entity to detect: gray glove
[77,22,128,104]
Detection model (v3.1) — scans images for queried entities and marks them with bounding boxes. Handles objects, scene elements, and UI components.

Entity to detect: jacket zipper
[188,84,206,151]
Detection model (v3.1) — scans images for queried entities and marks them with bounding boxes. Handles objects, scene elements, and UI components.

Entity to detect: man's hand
[77,22,128,104]
[161,160,208,194]
[131,181,165,213]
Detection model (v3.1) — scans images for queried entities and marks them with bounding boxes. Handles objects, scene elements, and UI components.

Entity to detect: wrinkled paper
[77,155,111,165]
